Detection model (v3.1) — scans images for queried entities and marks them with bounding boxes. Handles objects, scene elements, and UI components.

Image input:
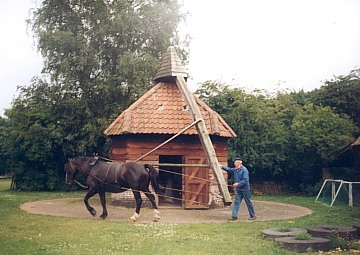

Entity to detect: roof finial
[153,46,188,83]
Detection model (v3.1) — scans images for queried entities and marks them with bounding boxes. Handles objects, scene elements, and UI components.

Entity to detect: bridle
[65,159,86,188]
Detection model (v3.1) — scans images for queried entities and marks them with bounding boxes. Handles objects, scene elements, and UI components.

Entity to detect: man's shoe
[228,217,238,221]
[248,216,256,221]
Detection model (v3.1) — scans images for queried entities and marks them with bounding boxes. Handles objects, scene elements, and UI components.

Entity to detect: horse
[64,156,161,222]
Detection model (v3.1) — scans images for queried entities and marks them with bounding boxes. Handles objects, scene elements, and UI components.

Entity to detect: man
[221,157,256,221]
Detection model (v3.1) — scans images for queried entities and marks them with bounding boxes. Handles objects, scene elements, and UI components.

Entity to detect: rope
[74,180,88,189]
[158,167,219,184]
[71,166,233,207]
[72,178,222,204]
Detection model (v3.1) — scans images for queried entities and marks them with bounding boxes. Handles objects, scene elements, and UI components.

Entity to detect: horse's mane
[68,156,92,165]
[72,156,113,163]
[74,156,91,162]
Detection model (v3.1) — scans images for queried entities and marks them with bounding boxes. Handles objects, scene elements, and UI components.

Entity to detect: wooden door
[184,157,209,209]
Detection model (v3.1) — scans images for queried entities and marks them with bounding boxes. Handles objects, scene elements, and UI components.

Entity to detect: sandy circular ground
[21,198,312,223]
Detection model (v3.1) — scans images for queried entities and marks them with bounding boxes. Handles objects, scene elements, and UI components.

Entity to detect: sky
[182,0,360,92]
[1,0,360,116]
[0,0,42,116]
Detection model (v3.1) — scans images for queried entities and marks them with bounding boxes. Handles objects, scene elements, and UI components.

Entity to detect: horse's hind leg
[99,190,108,220]
[144,189,160,222]
[84,188,98,217]
[130,191,142,222]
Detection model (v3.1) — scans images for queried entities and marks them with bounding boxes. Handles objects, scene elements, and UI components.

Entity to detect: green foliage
[3,0,188,190]
[196,80,358,192]
[291,103,356,163]
[278,227,291,232]
[197,82,297,182]
[311,68,360,128]
[0,117,11,176]
[329,233,351,250]
[299,182,323,197]
[294,232,312,240]
[288,103,356,190]
[28,0,189,118]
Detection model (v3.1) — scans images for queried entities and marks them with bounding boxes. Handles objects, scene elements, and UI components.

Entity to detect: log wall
[109,134,230,208]
[110,134,229,165]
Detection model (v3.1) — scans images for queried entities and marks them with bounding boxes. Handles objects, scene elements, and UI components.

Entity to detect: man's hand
[233,183,239,188]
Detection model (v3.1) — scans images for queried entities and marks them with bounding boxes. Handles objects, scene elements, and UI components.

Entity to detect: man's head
[234,157,243,168]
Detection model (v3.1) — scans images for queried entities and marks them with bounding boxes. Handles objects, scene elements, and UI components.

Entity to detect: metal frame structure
[315,179,360,207]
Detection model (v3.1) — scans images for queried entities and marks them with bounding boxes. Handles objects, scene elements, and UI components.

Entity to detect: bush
[278,227,291,232]
[294,232,312,240]
[299,182,322,196]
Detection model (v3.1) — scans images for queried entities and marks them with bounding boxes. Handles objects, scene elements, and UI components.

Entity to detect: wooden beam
[156,163,209,168]
[176,76,232,205]
[134,119,201,162]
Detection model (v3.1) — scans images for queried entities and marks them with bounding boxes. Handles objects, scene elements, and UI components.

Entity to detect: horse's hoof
[100,215,107,220]
[153,209,160,222]
[90,210,97,217]
[130,212,139,222]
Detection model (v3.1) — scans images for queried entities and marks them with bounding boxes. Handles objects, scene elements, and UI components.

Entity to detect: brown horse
[64,156,161,222]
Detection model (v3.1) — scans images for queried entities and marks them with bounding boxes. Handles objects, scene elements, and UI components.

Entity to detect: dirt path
[21,198,312,223]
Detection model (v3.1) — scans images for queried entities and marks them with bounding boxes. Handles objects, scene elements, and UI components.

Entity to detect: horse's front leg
[84,188,98,217]
[99,190,108,220]
[130,191,142,222]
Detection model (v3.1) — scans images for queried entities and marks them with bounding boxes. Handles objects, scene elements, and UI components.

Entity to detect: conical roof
[104,82,236,138]
[153,46,188,83]
[104,46,236,138]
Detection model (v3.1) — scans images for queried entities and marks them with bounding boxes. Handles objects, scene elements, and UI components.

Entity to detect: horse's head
[64,159,77,185]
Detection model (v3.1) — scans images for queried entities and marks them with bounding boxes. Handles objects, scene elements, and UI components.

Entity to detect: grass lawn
[0,179,359,255]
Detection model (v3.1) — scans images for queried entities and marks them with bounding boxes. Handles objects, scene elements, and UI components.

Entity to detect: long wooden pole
[176,76,232,205]
[156,163,209,168]
[134,119,201,162]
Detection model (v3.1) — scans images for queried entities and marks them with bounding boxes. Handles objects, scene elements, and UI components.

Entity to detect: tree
[0,117,10,176]
[311,68,360,128]
[29,0,188,118]
[195,80,236,118]
[292,104,355,162]
[196,80,358,192]
[6,0,188,190]
[196,82,296,180]
[289,103,357,189]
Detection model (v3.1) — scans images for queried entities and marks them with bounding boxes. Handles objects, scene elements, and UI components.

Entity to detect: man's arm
[220,165,232,172]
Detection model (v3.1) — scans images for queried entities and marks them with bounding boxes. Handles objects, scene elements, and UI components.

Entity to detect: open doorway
[158,155,183,206]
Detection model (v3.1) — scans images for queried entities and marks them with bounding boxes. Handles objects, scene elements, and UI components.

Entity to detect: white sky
[1,0,360,116]
[182,0,360,92]
[0,0,42,116]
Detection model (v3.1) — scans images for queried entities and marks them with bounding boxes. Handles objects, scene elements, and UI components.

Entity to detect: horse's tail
[145,164,162,194]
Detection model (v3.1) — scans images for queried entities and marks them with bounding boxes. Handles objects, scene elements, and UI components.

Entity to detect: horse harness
[84,156,100,180]
[103,161,124,184]
[85,156,124,186]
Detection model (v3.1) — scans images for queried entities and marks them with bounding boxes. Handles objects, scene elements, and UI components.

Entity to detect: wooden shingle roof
[153,46,188,83]
[104,82,236,138]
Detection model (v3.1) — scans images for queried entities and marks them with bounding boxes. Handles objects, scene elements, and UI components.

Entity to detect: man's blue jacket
[221,165,250,191]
